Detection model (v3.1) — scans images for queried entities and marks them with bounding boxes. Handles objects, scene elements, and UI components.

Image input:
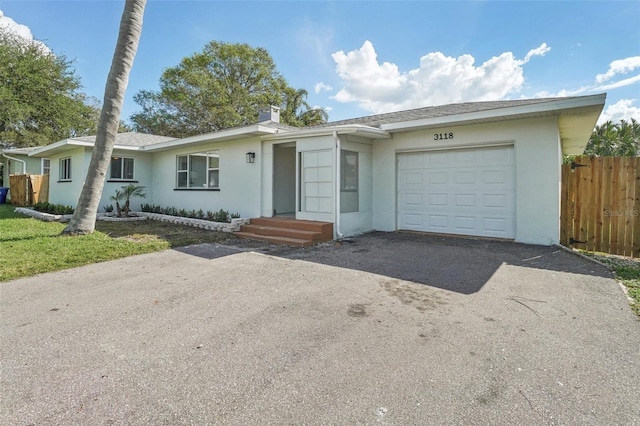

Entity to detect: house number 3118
[434,132,454,140]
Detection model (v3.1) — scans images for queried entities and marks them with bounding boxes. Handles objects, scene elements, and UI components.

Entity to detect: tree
[281,88,329,127]
[62,0,146,235]
[584,119,640,157]
[0,29,99,147]
[130,41,327,137]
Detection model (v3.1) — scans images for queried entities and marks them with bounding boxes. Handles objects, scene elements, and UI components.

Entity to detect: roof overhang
[143,124,286,152]
[262,124,390,141]
[28,139,94,157]
[381,94,606,155]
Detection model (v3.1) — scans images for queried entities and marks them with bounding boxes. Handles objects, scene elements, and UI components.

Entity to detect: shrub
[139,204,237,223]
[31,202,74,215]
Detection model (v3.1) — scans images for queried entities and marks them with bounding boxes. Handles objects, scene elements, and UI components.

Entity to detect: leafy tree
[0,29,99,147]
[584,119,640,157]
[130,41,327,137]
[63,0,146,235]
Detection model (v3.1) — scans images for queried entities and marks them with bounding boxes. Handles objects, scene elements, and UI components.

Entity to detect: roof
[318,96,602,128]
[1,146,40,156]
[70,132,176,147]
[29,132,177,157]
[26,95,605,157]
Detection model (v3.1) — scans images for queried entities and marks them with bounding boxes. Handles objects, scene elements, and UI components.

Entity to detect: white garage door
[397,145,515,239]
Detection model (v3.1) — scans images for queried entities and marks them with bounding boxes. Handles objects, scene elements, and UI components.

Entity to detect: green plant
[210,209,230,223]
[104,204,114,213]
[111,184,146,217]
[31,201,74,215]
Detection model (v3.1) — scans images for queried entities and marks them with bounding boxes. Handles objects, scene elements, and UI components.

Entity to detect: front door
[297,146,334,222]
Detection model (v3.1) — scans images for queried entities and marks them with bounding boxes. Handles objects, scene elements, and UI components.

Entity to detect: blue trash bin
[0,187,8,204]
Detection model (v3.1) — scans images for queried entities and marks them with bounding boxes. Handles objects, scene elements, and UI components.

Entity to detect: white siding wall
[101,150,154,212]
[48,148,154,212]
[151,137,263,217]
[372,117,562,245]
[339,138,374,236]
[48,148,87,207]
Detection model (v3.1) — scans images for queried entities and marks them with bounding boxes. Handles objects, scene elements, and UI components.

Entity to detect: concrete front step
[235,217,333,247]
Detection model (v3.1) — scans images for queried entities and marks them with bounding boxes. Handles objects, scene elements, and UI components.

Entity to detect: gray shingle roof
[72,132,177,147]
[317,97,580,128]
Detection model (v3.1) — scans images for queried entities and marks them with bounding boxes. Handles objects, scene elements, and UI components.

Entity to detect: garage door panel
[398,146,515,239]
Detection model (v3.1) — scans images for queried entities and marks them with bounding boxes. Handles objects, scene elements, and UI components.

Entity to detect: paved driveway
[1,233,638,425]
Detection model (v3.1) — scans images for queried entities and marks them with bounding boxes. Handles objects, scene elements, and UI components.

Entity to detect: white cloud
[598,99,640,124]
[523,42,551,63]
[331,40,550,113]
[595,56,640,83]
[0,10,50,53]
[314,82,333,94]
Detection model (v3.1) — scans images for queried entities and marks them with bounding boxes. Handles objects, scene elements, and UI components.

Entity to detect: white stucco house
[27,94,605,245]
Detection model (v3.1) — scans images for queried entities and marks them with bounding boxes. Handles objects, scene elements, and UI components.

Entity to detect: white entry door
[397,145,515,239]
[297,149,334,222]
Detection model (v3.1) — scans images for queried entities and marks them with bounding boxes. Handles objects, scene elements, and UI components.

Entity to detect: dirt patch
[382,279,446,312]
[347,303,368,317]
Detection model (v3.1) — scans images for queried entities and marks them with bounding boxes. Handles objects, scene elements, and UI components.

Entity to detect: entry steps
[235,217,333,247]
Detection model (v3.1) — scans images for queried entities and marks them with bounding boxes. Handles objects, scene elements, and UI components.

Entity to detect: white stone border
[136,212,249,232]
[14,208,249,233]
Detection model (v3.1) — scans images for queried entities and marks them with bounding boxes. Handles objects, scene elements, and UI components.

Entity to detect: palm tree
[111,184,146,217]
[281,88,329,127]
[63,0,147,235]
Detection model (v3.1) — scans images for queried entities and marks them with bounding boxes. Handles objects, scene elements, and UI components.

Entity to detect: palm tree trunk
[62,0,146,235]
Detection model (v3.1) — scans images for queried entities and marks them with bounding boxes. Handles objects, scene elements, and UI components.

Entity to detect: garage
[397,145,515,239]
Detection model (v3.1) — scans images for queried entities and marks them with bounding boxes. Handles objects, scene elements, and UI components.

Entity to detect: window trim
[41,158,50,175]
[340,150,358,192]
[59,157,72,181]
[176,150,220,189]
[109,156,135,181]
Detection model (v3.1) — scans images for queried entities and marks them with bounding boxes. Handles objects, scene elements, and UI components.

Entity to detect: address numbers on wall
[434,132,454,141]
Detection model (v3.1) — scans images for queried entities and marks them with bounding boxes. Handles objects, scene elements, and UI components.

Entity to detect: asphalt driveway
[1,232,639,425]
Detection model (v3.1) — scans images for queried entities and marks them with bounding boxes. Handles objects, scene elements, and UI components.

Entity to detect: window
[341,150,358,191]
[110,156,134,180]
[41,158,50,175]
[340,150,358,213]
[59,157,71,181]
[176,150,219,189]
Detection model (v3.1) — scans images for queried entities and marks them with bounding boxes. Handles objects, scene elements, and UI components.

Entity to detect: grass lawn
[0,204,236,282]
[581,251,640,319]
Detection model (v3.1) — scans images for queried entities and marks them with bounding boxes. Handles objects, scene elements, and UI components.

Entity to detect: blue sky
[1,0,639,126]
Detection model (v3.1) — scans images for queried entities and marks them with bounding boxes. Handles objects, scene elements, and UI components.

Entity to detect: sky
[1,0,639,126]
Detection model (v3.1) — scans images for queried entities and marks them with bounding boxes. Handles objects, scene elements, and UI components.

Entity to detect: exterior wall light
[246,152,256,164]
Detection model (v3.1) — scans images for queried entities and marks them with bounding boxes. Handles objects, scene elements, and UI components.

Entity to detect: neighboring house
[28,95,605,245]
[1,147,50,200]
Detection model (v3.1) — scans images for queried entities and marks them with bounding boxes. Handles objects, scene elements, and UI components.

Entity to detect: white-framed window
[176,150,219,189]
[110,156,134,180]
[41,158,50,175]
[340,150,359,213]
[59,157,71,181]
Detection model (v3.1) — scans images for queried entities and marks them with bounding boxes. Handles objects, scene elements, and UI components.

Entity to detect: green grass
[0,204,235,282]
[581,251,640,319]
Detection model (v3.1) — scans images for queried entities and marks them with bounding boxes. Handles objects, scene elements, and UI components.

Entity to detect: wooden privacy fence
[8,174,49,206]
[560,156,640,257]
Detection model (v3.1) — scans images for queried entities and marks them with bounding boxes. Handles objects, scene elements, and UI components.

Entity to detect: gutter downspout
[334,131,344,239]
[2,152,26,175]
